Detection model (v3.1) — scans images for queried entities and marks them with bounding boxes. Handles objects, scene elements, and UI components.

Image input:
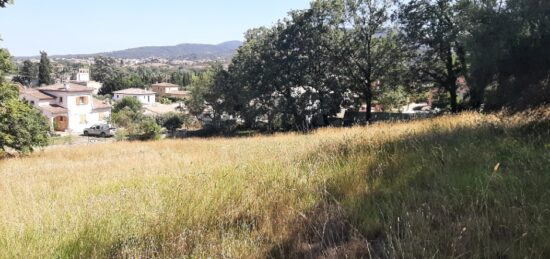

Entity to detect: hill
[18,41,243,60]
[0,109,549,258]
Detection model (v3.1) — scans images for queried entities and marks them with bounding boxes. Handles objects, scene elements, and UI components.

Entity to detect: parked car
[83,124,117,137]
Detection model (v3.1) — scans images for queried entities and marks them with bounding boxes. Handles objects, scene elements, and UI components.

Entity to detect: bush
[156,112,191,132]
[127,117,162,141]
[113,96,143,113]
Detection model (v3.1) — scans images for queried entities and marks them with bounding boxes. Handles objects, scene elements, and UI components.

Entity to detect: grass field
[0,109,549,258]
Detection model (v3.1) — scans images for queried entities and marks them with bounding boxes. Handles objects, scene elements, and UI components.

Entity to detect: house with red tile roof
[19,82,112,133]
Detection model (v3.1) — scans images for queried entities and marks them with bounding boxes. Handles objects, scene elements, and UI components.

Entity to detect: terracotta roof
[152,82,180,88]
[92,98,112,111]
[38,83,94,93]
[21,89,55,100]
[113,88,156,95]
[39,104,67,115]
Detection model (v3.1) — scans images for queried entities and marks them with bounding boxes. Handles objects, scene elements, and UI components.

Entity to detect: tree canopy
[0,49,50,154]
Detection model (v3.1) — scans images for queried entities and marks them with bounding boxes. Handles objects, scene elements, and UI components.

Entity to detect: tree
[464,0,550,110]
[112,96,143,113]
[0,0,12,8]
[156,112,191,132]
[14,60,37,86]
[0,49,50,154]
[399,0,468,113]
[38,51,52,85]
[328,0,402,121]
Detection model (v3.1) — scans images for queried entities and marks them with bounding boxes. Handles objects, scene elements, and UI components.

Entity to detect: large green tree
[399,0,469,113]
[38,51,52,85]
[465,0,550,110]
[0,49,50,154]
[13,60,37,86]
[332,0,402,121]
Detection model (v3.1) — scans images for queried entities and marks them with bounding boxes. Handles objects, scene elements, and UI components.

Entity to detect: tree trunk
[448,83,458,113]
[364,85,373,123]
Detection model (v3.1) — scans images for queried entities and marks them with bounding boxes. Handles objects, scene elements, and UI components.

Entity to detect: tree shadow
[267,119,550,258]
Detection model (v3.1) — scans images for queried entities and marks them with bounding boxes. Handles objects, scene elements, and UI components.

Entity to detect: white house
[70,68,103,95]
[112,88,156,105]
[75,68,90,82]
[19,82,112,133]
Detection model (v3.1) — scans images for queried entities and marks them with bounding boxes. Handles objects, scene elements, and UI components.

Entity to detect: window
[59,97,63,103]
[148,96,150,102]
[77,96,89,105]
[117,94,120,98]
[79,114,87,125]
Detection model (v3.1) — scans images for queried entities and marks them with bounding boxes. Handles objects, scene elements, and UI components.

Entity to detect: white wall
[76,72,90,82]
[113,94,156,105]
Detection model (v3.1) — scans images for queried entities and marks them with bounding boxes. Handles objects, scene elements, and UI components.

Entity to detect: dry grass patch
[0,109,549,258]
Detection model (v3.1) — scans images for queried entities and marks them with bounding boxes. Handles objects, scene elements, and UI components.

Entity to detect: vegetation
[111,97,162,141]
[38,51,52,85]
[156,112,192,132]
[12,60,38,87]
[0,49,50,155]
[183,0,549,133]
[0,110,548,257]
[112,96,143,113]
[90,56,196,95]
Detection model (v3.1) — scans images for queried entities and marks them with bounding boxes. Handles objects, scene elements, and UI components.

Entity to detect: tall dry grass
[0,109,548,258]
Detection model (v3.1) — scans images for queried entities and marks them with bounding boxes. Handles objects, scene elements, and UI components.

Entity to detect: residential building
[112,88,156,105]
[151,82,189,99]
[19,82,112,133]
[75,68,90,82]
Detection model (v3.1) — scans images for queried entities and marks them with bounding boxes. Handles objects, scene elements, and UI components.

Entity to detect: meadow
[0,109,549,258]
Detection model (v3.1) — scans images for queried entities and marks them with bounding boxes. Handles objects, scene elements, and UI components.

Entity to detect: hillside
[0,110,549,258]
[18,41,242,60]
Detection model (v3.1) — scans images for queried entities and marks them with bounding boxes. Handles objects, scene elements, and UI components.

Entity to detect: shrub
[113,96,143,113]
[156,112,191,132]
[127,117,162,141]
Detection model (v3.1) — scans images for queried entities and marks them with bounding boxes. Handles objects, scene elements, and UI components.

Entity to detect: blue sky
[0,0,312,56]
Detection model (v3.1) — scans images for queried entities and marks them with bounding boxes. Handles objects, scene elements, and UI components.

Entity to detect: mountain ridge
[15,41,243,60]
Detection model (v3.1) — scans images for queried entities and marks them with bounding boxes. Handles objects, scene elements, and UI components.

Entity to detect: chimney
[63,82,70,90]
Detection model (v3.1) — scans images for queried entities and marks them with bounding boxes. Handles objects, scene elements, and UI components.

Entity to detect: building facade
[20,83,112,133]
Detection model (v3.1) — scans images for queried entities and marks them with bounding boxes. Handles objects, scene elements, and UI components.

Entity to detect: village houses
[19,82,112,133]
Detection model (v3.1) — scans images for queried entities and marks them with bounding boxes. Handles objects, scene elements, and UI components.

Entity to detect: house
[75,68,90,82]
[151,82,189,100]
[70,68,103,94]
[112,88,156,105]
[19,82,112,133]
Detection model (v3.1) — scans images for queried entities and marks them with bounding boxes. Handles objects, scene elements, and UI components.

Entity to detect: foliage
[0,0,11,8]
[0,50,50,154]
[155,112,191,132]
[464,0,550,110]
[112,96,143,113]
[13,60,37,87]
[398,0,469,113]
[91,56,196,95]
[127,116,162,141]
[38,51,53,85]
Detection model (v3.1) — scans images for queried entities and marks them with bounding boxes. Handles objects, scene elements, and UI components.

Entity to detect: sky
[0,0,312,57]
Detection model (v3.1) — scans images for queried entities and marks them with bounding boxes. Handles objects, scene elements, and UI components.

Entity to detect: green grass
[0,109,549,258]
